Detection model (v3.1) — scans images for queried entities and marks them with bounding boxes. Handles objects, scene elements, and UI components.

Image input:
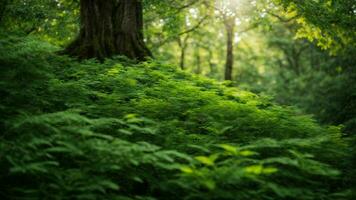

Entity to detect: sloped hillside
[0,36,351,200]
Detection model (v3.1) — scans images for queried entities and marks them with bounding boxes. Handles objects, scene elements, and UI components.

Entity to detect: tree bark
[177,35,189,70]
[224,18,235,80]
[65,0,151,61]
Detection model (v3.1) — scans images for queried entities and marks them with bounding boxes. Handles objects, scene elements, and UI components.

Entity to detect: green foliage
[0,0,78,45]
[0,0,354,198]
[178,138,342,200]
[0,35,352,199]
[273,0,356,53]
[269,69,356,133]
[232,13,356,136]
[2,111,188,199]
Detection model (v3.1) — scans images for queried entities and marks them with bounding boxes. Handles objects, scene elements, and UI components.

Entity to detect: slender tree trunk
[195,47,201,74]
[177,35,189,70]
[224,18,235,80]
[180,47,186,70]
[65,0,151,61]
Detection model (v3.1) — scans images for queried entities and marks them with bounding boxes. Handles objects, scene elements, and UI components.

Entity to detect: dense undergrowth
[0,35,354,199]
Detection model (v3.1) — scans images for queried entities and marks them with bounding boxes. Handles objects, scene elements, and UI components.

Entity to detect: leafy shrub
[1,111,190,200]
[0,35,352,199]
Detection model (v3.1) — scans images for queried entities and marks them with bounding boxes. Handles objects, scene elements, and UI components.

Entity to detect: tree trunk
[65,0,151,61]
[224,18,235,80]
[180,47,186,70]
[177,35,189,70]
[195,47,201,74]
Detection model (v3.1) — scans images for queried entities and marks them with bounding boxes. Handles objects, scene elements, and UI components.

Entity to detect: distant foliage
[274,0,356,53]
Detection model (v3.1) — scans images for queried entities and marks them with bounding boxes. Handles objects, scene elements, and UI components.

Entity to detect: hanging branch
[153,15,209,48]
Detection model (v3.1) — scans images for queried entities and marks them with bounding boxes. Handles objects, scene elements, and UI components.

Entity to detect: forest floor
[0,35,352,200]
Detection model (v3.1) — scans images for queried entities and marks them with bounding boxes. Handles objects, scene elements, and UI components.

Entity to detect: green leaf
[244,165,263,175]
[180,166,194,174]
[219,144,238,155]
[195,154,218,166]
[239,150,256,157]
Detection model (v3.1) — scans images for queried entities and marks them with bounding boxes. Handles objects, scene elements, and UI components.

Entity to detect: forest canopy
[0,0,355,199]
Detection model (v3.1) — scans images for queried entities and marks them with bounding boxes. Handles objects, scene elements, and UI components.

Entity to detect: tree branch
[154,15,208,48]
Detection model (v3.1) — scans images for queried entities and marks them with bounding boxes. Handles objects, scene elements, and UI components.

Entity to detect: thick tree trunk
[65,0,151,61]
[224,18,235,80]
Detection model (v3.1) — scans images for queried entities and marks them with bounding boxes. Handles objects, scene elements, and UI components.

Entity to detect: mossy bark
[65,0,151,61]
